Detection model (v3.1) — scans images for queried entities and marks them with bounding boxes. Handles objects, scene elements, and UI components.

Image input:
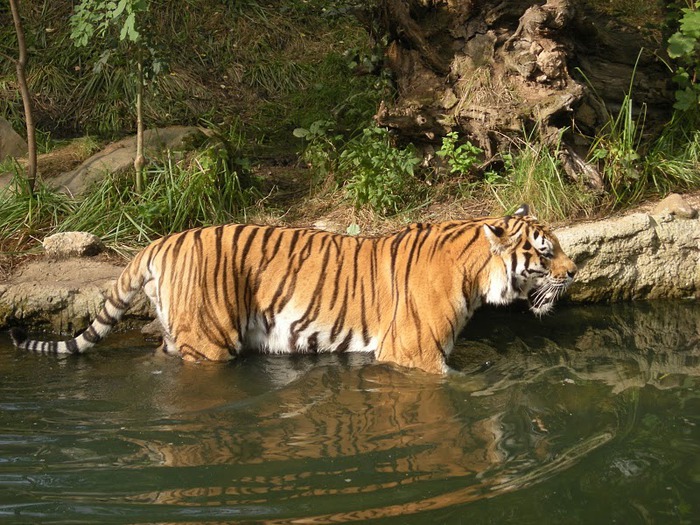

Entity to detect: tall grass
[0,144,259,254]
[0,172,74,253]
[489,132,595,222]
[643,112,700,193]
[588,90,648,204]
[61,146,259,249]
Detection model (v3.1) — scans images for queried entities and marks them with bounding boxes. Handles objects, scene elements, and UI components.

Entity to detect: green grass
[0,173,74,253]
[643,113,700,194]
[487,132,596,222]
[0,143,259,254]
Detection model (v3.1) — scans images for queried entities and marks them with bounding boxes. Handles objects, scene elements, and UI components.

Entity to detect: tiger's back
[10,206,577,374]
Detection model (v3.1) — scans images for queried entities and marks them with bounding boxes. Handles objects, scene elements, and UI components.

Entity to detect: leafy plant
[667,2,700,111]
[71,0,166,192]
[436,131,483,175]
[62,144,258,247]
[585,57,648,203]
[643,113,700,193]
[338,125,421,214]
[293,120,343,179]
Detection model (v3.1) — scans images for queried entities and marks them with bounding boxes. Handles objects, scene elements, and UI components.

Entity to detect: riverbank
[1,193,697,335]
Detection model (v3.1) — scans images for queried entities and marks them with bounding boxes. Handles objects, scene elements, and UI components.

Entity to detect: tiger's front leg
[375,324,450,374]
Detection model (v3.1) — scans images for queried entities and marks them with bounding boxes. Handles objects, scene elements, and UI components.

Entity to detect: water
[1,301,698,524]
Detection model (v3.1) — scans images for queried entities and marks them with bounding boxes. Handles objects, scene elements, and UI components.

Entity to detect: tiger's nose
[567,262,577,278]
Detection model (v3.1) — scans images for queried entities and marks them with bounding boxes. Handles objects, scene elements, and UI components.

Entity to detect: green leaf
[346,223,361,236]
[119,11,139,42]
[112,0,128,19]
[293,128,309,138]
[673,87,698,111]
[680,8,700,39]
[667,32,696,59]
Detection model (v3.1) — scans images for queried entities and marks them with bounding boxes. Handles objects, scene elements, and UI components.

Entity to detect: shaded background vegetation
[0,0,698,254]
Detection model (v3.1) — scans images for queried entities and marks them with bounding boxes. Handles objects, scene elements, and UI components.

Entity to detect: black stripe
[66,339,79,353]
[360,281,371,346]
[108,295,129,311]
[82,326,102,344]
[307,332,319,353]
[240,226,260,263]
[96,311,118,326]
[455,228,481,260]
[336,330,353,353]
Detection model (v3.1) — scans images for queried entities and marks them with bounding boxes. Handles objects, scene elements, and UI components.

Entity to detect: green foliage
[489,133,594,222]
[61,145,258,246]
[338,126,421,214]
[1,0,380,148]
[436,132,483,175]
[293,120,343,179]
[71,0,143,47]
[0,172,73,251]
[589,96,646,202]
[667,2,700,111]
[643,113,700,193]
[0,143,258,252]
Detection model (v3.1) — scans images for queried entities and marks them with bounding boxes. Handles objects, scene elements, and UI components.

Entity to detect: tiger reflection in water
[121,360,554,517]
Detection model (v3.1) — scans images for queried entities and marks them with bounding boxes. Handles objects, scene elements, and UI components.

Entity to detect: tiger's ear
[483,224,508,254]
[513,204,530,217]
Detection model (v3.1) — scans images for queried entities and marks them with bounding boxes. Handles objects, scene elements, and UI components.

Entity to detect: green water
[1,301,698,524]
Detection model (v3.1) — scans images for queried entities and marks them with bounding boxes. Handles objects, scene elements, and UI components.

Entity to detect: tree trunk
[371,0,673,190]
[9,0,37,194]
[134,61,146,194]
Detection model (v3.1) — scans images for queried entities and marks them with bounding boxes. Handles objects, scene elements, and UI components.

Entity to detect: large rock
[0,117,28,161]
[50,126,205,195]
[0,258,152,335]
[557,209,700,302]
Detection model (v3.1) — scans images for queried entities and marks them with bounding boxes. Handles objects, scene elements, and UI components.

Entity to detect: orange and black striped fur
[10,205,576,374]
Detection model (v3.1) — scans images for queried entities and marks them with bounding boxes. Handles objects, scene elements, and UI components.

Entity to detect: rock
[42,232,104,258]
[0,258,152,334]
[557,212,700,303]
[141,318,164,340]
[651,193,697,219]
[0,117,28,161]
[50,126,206,195]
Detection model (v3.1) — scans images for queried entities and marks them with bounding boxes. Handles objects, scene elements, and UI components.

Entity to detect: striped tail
[9,251,149,355]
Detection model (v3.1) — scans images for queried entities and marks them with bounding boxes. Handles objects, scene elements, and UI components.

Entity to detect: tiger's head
[481,204,577,315]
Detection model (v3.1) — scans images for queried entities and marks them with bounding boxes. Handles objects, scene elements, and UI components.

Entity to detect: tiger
[10,204,576,374]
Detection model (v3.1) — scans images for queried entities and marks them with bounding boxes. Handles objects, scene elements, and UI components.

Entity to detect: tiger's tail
[9,250,151,355]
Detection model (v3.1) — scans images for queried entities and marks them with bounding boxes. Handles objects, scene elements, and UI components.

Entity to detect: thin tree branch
[9,0,37,194]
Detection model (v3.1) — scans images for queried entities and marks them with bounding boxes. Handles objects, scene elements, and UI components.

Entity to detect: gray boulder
[50,126,206,195]
[0,117,28,161]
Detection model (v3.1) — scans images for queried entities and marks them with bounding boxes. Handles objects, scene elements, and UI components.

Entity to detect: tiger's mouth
[527,279,571,316]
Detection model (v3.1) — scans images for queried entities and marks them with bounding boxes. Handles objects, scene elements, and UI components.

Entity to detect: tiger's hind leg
[169,325,240,362]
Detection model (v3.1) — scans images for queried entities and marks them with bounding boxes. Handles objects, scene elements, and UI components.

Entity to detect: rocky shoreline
[0,194,698,335]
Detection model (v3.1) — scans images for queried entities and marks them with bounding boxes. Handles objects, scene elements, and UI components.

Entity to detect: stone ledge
[557,212,700,302]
